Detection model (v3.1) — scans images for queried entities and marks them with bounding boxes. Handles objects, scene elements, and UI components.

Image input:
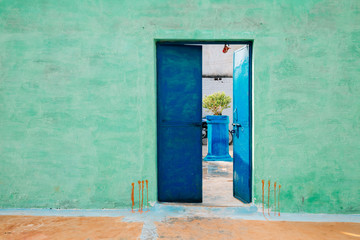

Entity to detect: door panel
[233,45,252,203]
[157,44,202,203]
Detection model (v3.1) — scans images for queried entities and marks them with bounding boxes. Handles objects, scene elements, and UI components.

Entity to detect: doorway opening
[201,44,246,206]
[156,41,252,206]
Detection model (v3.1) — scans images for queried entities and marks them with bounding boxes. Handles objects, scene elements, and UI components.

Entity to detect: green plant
[203,92,232,115]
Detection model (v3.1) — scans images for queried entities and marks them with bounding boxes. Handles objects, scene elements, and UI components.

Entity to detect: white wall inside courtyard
[202,44,244,76]
[202,44,243,127]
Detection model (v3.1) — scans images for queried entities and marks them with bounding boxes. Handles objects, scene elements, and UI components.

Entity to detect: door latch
[232,123,244,133]
[232,123,242,127]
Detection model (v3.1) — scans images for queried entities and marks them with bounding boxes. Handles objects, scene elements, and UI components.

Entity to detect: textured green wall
[0,0,359,213]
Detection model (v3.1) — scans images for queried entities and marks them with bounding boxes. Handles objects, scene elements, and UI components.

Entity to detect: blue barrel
[204,115,233,162]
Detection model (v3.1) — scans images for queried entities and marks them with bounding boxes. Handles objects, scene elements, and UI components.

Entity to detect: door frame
[155,40,254,203]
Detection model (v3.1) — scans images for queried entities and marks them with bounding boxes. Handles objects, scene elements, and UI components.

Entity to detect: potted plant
[203,92,233,161]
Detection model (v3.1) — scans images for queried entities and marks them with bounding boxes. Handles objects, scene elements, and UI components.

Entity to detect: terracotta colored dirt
[1,215,359,239]
[0,215,143,240]
[156,218,360,240]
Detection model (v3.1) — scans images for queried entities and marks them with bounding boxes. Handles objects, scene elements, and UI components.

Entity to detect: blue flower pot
[204,115,233,162]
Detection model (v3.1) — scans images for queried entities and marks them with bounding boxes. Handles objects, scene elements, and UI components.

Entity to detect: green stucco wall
[0,0,359,213]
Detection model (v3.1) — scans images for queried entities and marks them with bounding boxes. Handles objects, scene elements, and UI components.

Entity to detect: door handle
[232,123,244,134]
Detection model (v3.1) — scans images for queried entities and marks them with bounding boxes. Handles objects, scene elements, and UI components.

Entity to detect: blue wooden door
[157,44,202,203]
[233,45,252,203]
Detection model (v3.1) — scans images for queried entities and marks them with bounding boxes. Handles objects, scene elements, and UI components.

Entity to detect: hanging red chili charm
[222,44,230,53]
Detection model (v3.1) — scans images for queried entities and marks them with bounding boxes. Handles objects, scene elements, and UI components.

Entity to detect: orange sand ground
[0,216,143,240]
[156,217,360,240]
[0,215,359,240]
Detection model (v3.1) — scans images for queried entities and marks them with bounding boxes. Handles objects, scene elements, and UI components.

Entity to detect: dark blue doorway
[156,44,203,203]
[156,41,252,204]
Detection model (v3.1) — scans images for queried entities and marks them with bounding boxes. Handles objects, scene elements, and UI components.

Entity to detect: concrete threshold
[0,204,359,223]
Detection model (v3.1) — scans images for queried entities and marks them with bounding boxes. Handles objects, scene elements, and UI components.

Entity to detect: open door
[157,44,203,203]
[233,45,252,203]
